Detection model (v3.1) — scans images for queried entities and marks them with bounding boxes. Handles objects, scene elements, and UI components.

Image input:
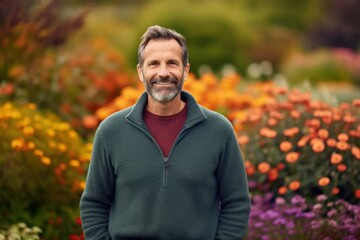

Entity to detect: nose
[158,64,170,79]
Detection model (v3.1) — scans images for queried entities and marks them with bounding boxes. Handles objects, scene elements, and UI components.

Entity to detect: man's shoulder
[200,107,233,130]
[98,106,133,130]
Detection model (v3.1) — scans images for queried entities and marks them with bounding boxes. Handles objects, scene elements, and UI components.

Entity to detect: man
[80,25,251,239]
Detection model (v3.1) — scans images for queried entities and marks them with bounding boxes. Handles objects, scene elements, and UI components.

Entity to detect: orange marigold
[267,168,278,181]
[355,189,360,199]
[337,163,347,172]
[330,153,343,164]
[352,98,360,107]
[278,186,288,195]
[317,129,329,139]
[336,141,349,151]
[279,141,292,152]
[258,162,271,174]
[285,152,300,163]
[326,138,337,147]
[289,180,301,191]
[337,133,349,142]
[332,187,340,195]
[237,135,250,145]
[312,140,325,153]
[318,177,330,187]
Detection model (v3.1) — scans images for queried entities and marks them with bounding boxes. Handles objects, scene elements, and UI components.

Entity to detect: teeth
[156,82,173,85]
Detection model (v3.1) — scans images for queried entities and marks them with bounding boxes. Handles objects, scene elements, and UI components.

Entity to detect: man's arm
[215,128,251,239]
[80,129,114,239]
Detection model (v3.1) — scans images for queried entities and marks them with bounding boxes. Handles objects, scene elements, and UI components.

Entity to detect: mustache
[150,77,178,84]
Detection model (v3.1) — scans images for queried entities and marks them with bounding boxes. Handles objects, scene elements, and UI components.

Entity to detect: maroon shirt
[143,104,187,157]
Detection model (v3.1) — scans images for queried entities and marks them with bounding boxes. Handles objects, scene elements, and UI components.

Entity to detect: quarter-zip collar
[125,91,207,129]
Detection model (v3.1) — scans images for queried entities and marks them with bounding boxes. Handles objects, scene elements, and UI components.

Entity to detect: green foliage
[282,49,360,85]
[122,0,309,75]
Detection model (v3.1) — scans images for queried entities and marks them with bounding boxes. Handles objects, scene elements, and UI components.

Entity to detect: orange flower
[278,186,288,195]
[312,140,325,153]
[326,138,337,147]
[352,98,360,107]
[332,187,340,195]
[330,153,343,164]
[259,127,277,138]
[337,133,349,142]
[267,168,278,181]
[336,141,349,151]
[237,135,249,145]
[285,152,300,163]
[297,136,309,147]
[307,119,321,129]
[343,114,356,123]
[277,163,285,170]
[41,157,51,165]
[351,146,360,160]
[258,162,271,174]
[284,127,300,138]
[289,180,301,191]
[279,141,292,152]
[337,163,347,172]
[267,118,278,127]
[290,110,301,119]
[246,164,256,176]
[317,129,329,139]
[355,189,360,199]
[82,115,99,129]
[318,177,330,187]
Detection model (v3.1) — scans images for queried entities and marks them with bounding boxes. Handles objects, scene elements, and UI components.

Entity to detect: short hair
[137,25,189,67]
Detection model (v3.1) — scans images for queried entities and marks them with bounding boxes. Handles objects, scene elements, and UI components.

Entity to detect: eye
[148,61,158,67]
[168,60,179,66]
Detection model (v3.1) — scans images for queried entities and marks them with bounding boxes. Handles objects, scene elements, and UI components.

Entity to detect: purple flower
[316,194,327,202]
[275,197,285,205]
[274,218,287,225]
[291,195,306,205]
[327,209,337,218]
[261,235,270,240]
[286,221,295,229]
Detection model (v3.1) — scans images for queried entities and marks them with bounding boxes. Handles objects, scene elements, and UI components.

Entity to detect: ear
[137,64,144,82]
[184,63,190,80]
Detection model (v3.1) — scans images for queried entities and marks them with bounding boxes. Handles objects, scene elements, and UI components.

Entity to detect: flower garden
[1,1,360,239]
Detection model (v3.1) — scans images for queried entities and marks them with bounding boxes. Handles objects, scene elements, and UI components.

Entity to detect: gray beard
[145,76,184,102]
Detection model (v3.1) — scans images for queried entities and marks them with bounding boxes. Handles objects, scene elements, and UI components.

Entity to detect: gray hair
[137,25,189,67]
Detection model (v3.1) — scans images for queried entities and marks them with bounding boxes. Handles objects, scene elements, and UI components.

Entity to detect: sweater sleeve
[215,127,251,240]
[80,127,115,240]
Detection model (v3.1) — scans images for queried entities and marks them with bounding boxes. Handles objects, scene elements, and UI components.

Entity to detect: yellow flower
[27,141,36,150]
[58,143,67,152]
[34,149,44,157]
[11,138,25,150]
[47,129,55,138]
[41,157,51,165]
[8,65,25,78]
[79,181,86,190]
[22,126,35,136]
[69,159,80,167]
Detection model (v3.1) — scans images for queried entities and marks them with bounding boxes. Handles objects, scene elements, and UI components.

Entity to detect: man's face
[137,39,189,103]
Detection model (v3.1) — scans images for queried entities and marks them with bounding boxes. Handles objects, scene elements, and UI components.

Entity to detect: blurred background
[1,0,359,239]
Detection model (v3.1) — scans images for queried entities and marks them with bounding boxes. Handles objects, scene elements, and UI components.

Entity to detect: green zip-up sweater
[80,91,251,240]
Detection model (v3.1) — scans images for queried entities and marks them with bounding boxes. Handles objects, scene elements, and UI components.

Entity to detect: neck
[146,95,185,116]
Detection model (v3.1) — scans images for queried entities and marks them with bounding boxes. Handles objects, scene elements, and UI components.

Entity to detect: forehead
[143,39,182,61]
